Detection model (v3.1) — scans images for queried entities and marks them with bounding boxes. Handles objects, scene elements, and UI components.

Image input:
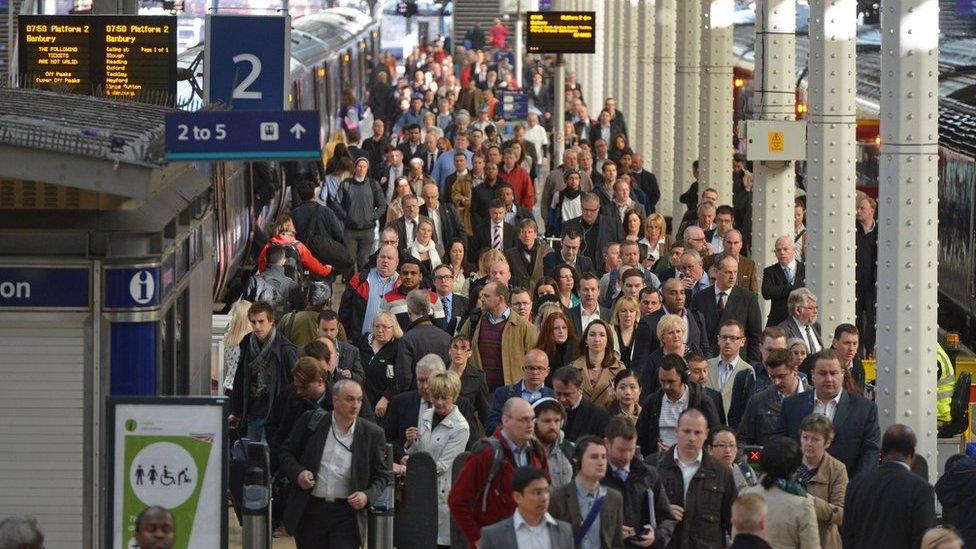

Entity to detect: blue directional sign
[164,110,321,161]
[498,91,530,120]
[205,15,290,110]
[0,266,91,309]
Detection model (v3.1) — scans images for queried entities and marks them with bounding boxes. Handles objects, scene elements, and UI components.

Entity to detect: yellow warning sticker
[768,131,784,152]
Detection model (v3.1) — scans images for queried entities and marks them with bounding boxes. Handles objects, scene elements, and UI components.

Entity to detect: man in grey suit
[280,379,393,548]
[705,319,755,419]
[480,466,574,549]
[549,436,626,549]
[775,288,824,354]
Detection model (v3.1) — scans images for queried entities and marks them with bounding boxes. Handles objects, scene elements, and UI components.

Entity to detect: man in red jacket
[497,147,535,209]
[448,397,549,547]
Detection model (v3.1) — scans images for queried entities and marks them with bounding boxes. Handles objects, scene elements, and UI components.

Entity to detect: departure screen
[19,15,177,102]
[526,11,595,54]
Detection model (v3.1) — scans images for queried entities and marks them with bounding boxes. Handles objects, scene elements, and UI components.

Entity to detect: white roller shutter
[0,321,87,548]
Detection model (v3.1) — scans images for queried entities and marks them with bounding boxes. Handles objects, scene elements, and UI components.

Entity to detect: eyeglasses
[711,442,737,450]
[506,415,535,425]
[582,206,600,213]
[435,275,453,280]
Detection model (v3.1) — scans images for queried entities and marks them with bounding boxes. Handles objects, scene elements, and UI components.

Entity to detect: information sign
[108,397,227,549]
[165,110,321,161]
[526,11,595,54]
[498,91,529,120]
[205,15,290,110]
[105,265,161,310]
[18,15,177,101]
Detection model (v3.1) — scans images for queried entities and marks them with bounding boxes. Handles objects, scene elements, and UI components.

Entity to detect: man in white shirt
[778,287,823,353]
[479,466,574,549]
[706,319,754,417]
[568,274,608,336]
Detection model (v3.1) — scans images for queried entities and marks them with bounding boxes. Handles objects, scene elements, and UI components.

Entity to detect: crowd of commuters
[6,16,965,549]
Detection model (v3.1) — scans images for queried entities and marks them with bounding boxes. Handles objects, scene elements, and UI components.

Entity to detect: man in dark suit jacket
[485,350,555,433]
[632,278,713,376]
[552,366,610,442]
[280,379,393,546]
[479,467,574,549]
[433,263,468,336]
[387,196,429,255]
[472,199,517,258]
[397,124,428,164]
[420,183,467,249]
[776,287,824,353]
[549,436,625,549]
[843,424,937,549]
[761,236,806,327]
[776,349,880,481]
[542,229,596,277]
[504,221,553,288]
[561,193,623,276]
[691,255,763,363]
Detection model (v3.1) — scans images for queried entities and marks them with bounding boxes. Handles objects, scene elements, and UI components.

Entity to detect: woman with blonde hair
[221,300,252,393]
[570,319,626,407]
[359,311,403,419]
[404,369,469,548]
[610,297,640,369]
[406,217,442,273]
[639,314,688,394]
[385,176,415,226]
[639,213,674,268]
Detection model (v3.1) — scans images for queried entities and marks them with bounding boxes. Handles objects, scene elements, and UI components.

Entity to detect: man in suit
[394,290,452,393]
[776,349,880,481]
[562,192,623,276]
[776,288,823,353]
[505,219,553,288]
[316,311,366,385]
[843,424,937,549]
[397,124,428,165]
[692,255,764,363]
[706,319,755,418]
[549,436,626,549]
[552,366,611,442]
[677,248,713,301]
[566,274,610,336]
[762,235,805,327]
[686,353,728,425]
[387,195,429,254]
[657,409,738,548]
[376,148,406,202]
[486,349,554,433]
[496,184,535,227]
[542,229,596,276]
[703,230,758,294]
[632,277,712,375]
[636,355,722,456]
[473,199,517,258]
[433,264,468,336]
[280,379,393,548]
[480,466,574,549]
[419,182,466,250]
[384,356,482,461]
[829,323,867,393]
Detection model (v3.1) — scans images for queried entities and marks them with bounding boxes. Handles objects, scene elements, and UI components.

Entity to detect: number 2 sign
[204,15,290,110]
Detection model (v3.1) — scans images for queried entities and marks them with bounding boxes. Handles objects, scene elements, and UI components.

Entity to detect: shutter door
[0,321,87,548]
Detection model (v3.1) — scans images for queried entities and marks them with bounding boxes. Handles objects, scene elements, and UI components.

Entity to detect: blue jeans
[246,416,267,443]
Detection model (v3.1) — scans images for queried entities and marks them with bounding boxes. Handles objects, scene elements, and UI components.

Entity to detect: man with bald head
[761,235,806,327]
[340,244,399,338]
[703,229,758,293]
[485,349,554,433]
[449,396,549,547]
[692,254,763,363]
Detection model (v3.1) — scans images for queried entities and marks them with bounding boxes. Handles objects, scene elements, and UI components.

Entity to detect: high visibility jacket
[937,344,956,423]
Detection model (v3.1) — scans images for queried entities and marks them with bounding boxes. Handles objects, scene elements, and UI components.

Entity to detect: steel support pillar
[591,0,606,106]
[654,0,677,220]
[625,0,640,127]
[751,0,797,276]
[555,54,567,166]
[604,0,614,95]
[673,0,701,227]
[807,0,857,338]
[876,0,940,478]
[699,0,735,204]
[515,0,524,87]
[637,0,657,187]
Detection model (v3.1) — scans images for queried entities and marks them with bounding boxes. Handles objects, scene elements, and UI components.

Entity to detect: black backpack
[270,241,305,284]
[248,273,290,319]
[939,371,972,438]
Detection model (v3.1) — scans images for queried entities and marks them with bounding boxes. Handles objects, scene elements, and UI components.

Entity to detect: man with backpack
[290,179,353,279]
[341,157,387,273]
[449,398,550,548]
[244,246,305,319]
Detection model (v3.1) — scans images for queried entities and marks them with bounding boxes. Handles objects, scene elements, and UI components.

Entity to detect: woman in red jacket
[257,214,333,278]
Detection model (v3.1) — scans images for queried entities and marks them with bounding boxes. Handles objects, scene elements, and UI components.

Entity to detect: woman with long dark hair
[570,319,625,407]
[535,310,580,383]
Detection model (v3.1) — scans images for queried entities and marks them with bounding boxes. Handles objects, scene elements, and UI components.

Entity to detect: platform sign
[498,91,529,120]
[18,15,177,101]
[165,110,321,161]
[205,15,290,110]
[0,265,90,309]
[108,397,227,549]
[526,11,595,54]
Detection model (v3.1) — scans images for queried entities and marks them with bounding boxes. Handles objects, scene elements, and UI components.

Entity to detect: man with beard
[533,398,573,489]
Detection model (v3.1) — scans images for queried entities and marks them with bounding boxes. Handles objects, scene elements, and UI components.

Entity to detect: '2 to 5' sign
[204,15,290,110]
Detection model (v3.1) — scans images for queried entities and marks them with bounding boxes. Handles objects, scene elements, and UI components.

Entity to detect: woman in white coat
[404,369,470,548]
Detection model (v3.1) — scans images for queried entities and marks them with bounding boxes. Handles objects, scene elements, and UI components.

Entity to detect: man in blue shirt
[432,131,474,191]
[486,349,554,433]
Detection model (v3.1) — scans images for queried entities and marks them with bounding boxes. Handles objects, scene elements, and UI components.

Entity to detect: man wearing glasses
[705,319,755,419]
[777,288,823,354]
[485,349,554,433]
[449,398,550,548]
[561,192,623,276]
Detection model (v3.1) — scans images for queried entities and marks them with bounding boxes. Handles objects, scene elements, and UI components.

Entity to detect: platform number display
[205,16,290,110]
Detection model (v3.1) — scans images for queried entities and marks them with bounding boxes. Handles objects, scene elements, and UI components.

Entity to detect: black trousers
[295,498,360,549]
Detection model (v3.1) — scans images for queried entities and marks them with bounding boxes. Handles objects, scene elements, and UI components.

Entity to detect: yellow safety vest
[937,344,956,423]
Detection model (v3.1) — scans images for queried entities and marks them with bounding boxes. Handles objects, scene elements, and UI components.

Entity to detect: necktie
[409,219,416,242]
[806,326,818,353]
[617,468,628,482]
[442,296,451,325]
[785,265,794,285]
[492,224,502,249]
[717,292,726,317]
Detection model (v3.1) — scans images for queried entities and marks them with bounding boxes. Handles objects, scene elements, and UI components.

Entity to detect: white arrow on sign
[290,123,306,139]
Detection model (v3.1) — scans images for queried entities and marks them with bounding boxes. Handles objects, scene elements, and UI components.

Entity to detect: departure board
[526,11,595,54]
[18,15,177,102]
